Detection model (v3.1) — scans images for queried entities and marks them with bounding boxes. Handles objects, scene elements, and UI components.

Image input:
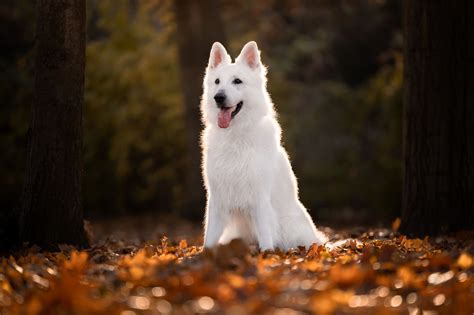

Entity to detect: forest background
[0,0,402,226]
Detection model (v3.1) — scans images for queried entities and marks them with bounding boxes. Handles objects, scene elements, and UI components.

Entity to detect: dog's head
[202,41,270,129]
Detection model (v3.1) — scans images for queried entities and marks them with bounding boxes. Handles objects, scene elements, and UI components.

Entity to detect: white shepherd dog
[201,41,327,250]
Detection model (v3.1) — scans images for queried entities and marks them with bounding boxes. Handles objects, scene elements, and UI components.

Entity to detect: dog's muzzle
[216,100,243,129]
[214,92,227,108]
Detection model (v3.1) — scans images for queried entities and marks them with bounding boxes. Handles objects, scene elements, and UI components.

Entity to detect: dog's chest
[206,138,255,176]
[205,135,264,195]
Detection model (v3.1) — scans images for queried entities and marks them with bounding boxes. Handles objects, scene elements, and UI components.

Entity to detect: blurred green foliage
[84,1,186,214]
[0,0,402,223]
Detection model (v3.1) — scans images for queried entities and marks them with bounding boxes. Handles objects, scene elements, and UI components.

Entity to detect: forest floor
[0,215,473,315]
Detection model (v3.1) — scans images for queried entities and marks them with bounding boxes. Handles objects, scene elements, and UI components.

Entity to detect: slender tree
[20,0,87,247]
[401,1,474,236]
[174,0,227,219]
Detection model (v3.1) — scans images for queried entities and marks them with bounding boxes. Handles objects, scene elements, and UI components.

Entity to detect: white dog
[201,41,327,250]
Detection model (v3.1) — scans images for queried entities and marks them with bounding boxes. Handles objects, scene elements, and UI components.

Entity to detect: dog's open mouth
[218,101,243,128]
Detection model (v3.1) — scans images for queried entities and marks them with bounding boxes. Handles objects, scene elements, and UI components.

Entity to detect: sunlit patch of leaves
[1,227,473,314]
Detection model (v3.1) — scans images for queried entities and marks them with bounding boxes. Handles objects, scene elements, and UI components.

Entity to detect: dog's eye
[215,78,220,84]
[233,78,243,84]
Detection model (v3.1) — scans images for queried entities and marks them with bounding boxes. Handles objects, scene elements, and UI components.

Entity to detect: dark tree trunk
[174,0,227,219]
[20,0,87,247]
[401,1,474,236]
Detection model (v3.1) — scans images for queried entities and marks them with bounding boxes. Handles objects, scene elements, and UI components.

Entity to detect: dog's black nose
[214,93,226,106]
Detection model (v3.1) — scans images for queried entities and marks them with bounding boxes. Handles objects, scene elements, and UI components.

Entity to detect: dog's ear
[236,41,261,69]
[208,42,231,69]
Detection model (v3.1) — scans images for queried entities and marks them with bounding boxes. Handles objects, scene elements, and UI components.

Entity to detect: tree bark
[401,1,474,236]
[174,0,227,219]
[20,0,87,247]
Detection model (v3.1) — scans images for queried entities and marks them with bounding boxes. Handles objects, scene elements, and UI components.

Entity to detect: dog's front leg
[252,198,276,250]
[203,198,226,248]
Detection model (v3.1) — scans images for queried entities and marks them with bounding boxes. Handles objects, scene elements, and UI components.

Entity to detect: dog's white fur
[201,41,327,250]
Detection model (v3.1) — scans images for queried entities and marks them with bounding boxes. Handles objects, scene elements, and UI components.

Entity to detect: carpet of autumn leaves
[0,217,473,315]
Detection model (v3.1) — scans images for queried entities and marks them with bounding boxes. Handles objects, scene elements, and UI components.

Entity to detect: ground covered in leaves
[1,216,473,314]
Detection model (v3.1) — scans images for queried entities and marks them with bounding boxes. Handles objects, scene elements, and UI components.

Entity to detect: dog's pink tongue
[218,108,232,128]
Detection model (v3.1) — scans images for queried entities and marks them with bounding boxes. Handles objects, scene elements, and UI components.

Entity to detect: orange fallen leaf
[457,253,473,269]
[392,217,401,231]
[63,251,88,273]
